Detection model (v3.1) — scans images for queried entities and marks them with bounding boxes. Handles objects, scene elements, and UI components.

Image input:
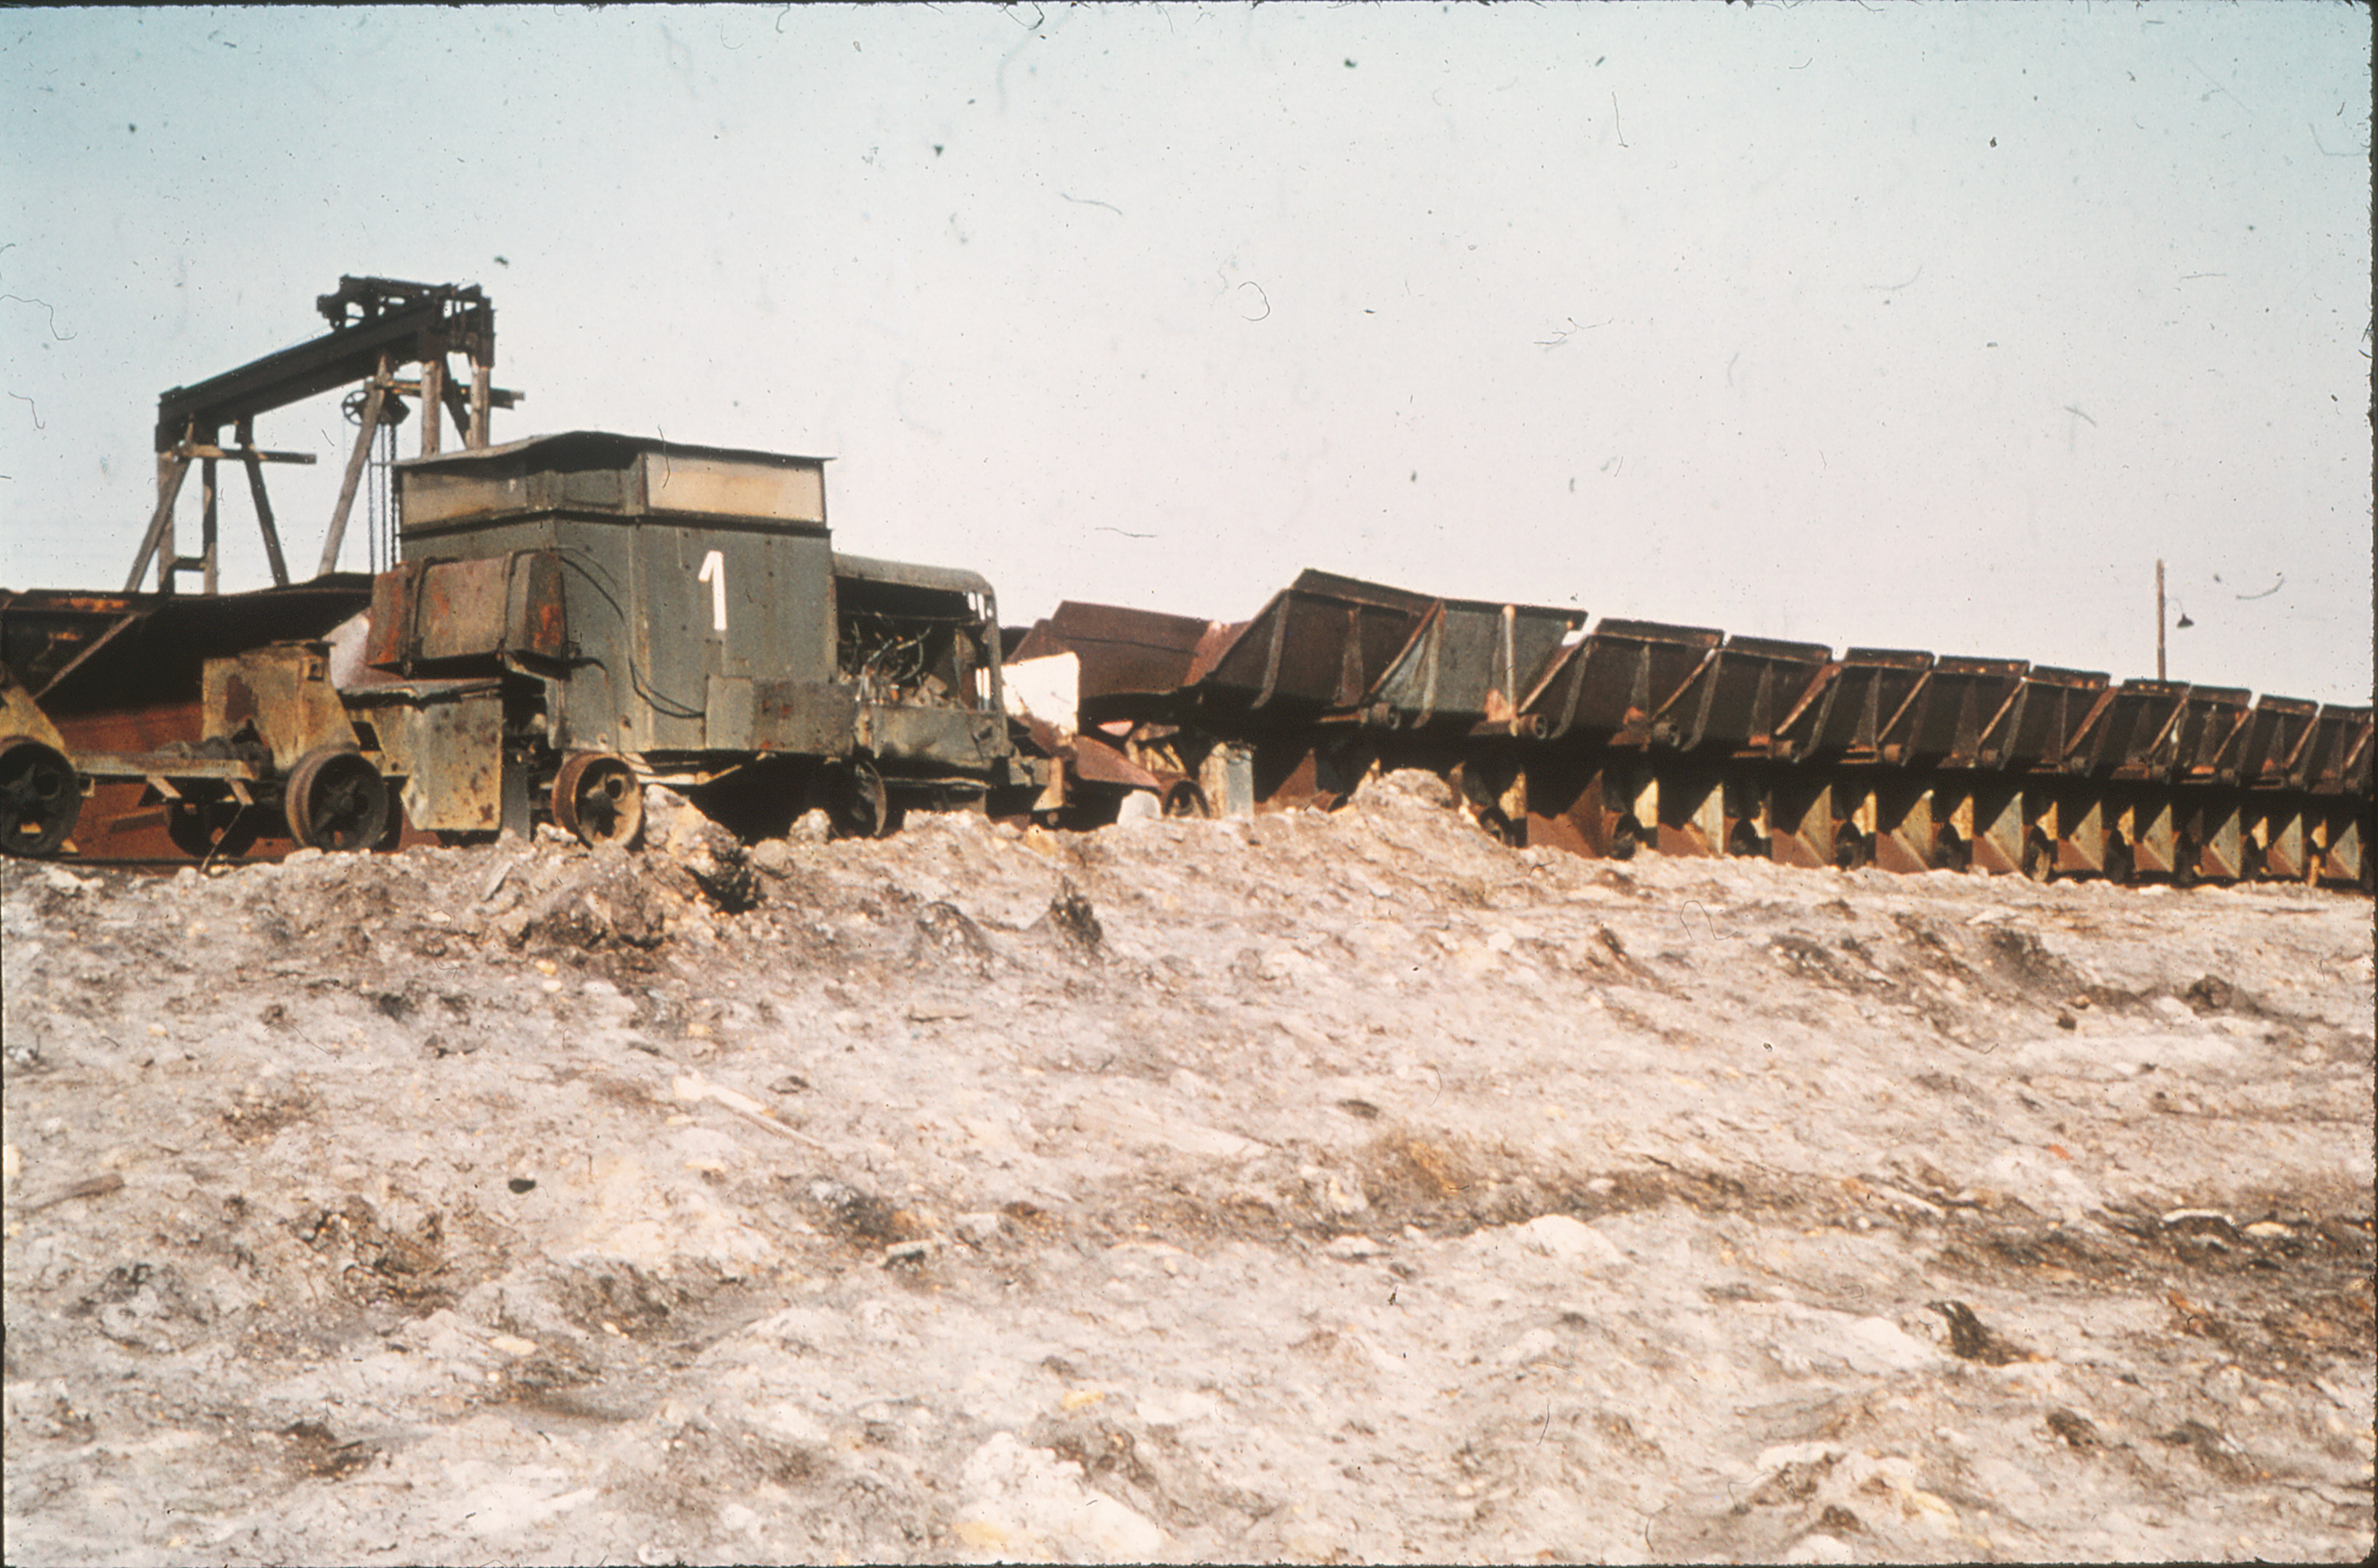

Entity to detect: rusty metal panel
[346,682,504,834]
[1070,733,1164,791]
[1361,597,1588,729]
[1012,601,1219,702]
[1518,619,1724,742]
[202,643,356,769]
[2314,806,2366,885]
[2,581,373,718]
[2171,686,2255,785]
[2068,679,2191,780]
[2302,705,2373,796]
[1194,571,1436,713]
[1885,656,2028,768]
[367,552,570,671]
[707,675,756,753]
[1,667,72,753]
[1776,648,1934,762]
[1650,635,1832,753]
[2188,796,2248,882]
[750,679,858,756]
[2235,696,2322,791]
[1975,667,2110,772]
[856,702,1006,772]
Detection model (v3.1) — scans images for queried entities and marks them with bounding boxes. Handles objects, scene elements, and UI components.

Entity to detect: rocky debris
[2,774,2372,1563]
[644,785,762,912]
[1926,1298,2036,1365]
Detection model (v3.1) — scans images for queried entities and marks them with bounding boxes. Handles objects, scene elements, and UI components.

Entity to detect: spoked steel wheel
[0,737,81,858]
[552,751,644,848]
[283,747,391,852]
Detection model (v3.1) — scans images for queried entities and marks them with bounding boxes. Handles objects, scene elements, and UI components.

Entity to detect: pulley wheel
[0,737,81,858]
[552,752,644,848]
[826,755,895,840]
[283,747,391,852]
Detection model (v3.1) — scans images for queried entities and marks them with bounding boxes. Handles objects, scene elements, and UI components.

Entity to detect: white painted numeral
[696,550,728,634]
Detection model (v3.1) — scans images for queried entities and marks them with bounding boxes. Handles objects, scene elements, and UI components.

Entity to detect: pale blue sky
[3,2,2369,704]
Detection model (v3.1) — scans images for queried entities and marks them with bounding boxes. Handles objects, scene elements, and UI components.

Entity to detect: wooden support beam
[469,359,491,447]
[173,444,316,464]
[125,447,194,592]
[200,455,220,595]
[319,358,391,578]
[236,417,291,587]
[419,356,444,458]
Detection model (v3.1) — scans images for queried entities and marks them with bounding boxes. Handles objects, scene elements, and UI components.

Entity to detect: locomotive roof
[394,430,831,472]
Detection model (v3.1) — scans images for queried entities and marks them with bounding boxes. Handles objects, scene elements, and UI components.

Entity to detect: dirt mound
[5,776,2373,1563]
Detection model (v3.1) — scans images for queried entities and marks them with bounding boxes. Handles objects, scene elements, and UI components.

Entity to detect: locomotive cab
[353,431,1022,842]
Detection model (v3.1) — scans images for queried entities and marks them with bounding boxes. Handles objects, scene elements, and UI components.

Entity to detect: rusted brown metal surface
[1517,619,1724,744]
[1357,596,1588,732]
[1011,602,1223,709]
[364,553,569,673]
[1775,648,1934,764]
[1192,571,1436,716]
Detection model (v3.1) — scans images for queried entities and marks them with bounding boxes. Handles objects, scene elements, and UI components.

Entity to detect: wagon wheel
[1474,804,1521,847]
[1727,818,1766,859]
[1833,826,1872,871]
[2171,831,2200,890]
[2021,828,2055,883]
[1932,824,1971,873]
[283,747,391,852]
[1161,780,1212,820]
[2100,831,2135,886]
[826,755,897,840]
[0,737,81,858]
[1606,812,1644,861]
[552,751,644,849]
[166,796,266,861]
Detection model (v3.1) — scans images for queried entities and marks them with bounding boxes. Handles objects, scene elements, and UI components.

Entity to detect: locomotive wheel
[283,747,391,852]
[826,756,896,840]
[552,752,644,849]
[0,737,81,858]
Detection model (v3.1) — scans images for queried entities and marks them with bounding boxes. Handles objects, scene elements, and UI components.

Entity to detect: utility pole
[2155,558,2166,681]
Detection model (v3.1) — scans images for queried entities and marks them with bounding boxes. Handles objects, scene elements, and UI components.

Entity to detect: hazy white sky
[4,2,2370,704]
